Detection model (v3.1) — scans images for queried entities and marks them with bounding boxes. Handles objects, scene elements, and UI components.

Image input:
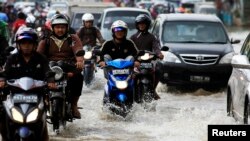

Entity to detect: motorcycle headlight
[84,51,92,60]
[51,66,63,80]
[116,80,128,90]
[162,51,181,63]
[36,27,42,32]
[26,108,39,123]
[140,53,150,61]
[11,108,24,123]
[219,52,235,64]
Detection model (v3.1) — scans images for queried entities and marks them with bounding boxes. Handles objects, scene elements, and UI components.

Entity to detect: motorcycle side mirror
[5,46,15,54]
[46,71,55,78]
[161,46,169,51]
[75,50,85,57]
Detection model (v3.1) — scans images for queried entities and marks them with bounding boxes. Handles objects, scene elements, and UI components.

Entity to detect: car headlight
[84,51,92,60]
[11,108,24,123]
[116,81,128,90]
[162,51,181,63]
[219,52,235,64]
[26,108,39,123]
[51,66,63,80]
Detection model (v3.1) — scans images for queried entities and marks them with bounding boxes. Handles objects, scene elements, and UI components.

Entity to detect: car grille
[180,54,219,65]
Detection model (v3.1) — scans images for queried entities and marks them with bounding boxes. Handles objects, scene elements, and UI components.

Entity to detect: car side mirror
[231,54,250,69]
[230,38,240,44]
[161,46,169,51]
[97,21,101,28]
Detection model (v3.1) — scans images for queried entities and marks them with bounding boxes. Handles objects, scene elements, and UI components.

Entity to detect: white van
[98,7,151,40]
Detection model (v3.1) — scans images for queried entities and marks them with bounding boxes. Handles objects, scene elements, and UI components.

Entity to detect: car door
[234,33,250,114]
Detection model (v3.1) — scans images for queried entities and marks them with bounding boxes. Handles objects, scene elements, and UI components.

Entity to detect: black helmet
[16,27,38,44]
[17,11,26,19]
[135,14,151,30]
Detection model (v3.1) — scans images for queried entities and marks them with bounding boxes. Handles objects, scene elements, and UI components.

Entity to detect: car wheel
[243,101,249,124]
[227,90,233,117]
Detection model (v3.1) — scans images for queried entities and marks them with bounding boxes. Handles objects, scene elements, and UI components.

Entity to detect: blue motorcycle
[103,55,135,117]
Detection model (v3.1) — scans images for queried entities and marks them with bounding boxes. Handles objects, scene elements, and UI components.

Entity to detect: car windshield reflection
[162,21,228,44]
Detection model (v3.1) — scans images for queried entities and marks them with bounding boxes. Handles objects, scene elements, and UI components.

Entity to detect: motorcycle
[47,50,85,134]
[135,51,160,103]
[102,55,135,117]
[46,60,76,134]
[82,45,100,87]
[1,77,48,141]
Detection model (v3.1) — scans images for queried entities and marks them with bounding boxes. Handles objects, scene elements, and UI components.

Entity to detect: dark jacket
[4,52,50,81]
[99,39,138,62]
[77,26,105,47]
[130,31,161,55]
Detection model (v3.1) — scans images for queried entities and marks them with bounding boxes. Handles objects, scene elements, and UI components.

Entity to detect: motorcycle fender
[141,77,150,84]
[50,92,64,99]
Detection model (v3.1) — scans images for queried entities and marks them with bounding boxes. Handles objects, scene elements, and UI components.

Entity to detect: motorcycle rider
[98,20,139,103]
[98,20,139,68]
[0,27,55,141]
[130,14,164,100]
[37,14,84,119]
[77,13,105,47]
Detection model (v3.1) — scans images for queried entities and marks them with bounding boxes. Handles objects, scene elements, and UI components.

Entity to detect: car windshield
[103,11,149,29]
[162,21,228,44]
[102,10,150,40]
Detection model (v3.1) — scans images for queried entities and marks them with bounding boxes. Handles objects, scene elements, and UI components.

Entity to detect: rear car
[69,2,115,31]
[98,7,151,40]
[151,13,240,89]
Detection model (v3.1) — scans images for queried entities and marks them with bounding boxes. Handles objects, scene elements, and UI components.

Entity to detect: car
[69,2,115,31]
[227,33,250,124]
[98,7,151,40]
[151,13,240,90]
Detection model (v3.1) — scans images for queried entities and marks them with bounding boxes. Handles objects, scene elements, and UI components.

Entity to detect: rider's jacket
[77,26,105,47]
[130,31,161,55]
[99,39,138,62]
[4,51,50,81]
[37,34,82,62]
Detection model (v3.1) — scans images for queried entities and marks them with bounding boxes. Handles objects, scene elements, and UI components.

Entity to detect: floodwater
[48,27,250,141]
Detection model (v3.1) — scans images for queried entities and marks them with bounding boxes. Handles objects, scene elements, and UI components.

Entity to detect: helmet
[111,20,128,32]
[17,11,26,19]
[16,27,38,44]
[111,20,128,39]
[82,13,94,22]
[135,14,151,30]
[51,14,69,26]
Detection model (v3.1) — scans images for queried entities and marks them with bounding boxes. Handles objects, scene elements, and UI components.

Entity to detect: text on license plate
[190,76,210,82]
[13,94,38,103]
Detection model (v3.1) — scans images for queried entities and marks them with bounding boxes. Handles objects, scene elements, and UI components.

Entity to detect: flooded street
[48,26,250,141]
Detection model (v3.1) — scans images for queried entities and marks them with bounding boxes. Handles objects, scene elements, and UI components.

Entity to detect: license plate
[190,76,210,82]
[13,94,38,103]
[140,63,153,69]
[112,69,130,75]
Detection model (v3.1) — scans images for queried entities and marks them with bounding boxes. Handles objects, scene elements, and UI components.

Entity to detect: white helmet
[82,13,94,22]
[111,20,128,31]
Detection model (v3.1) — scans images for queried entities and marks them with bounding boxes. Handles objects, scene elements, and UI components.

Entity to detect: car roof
[103,7,150,13]
[157,13,222,23]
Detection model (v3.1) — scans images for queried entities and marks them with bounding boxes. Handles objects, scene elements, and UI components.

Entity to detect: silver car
[98,7,151,40]
[227,33,250,124]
